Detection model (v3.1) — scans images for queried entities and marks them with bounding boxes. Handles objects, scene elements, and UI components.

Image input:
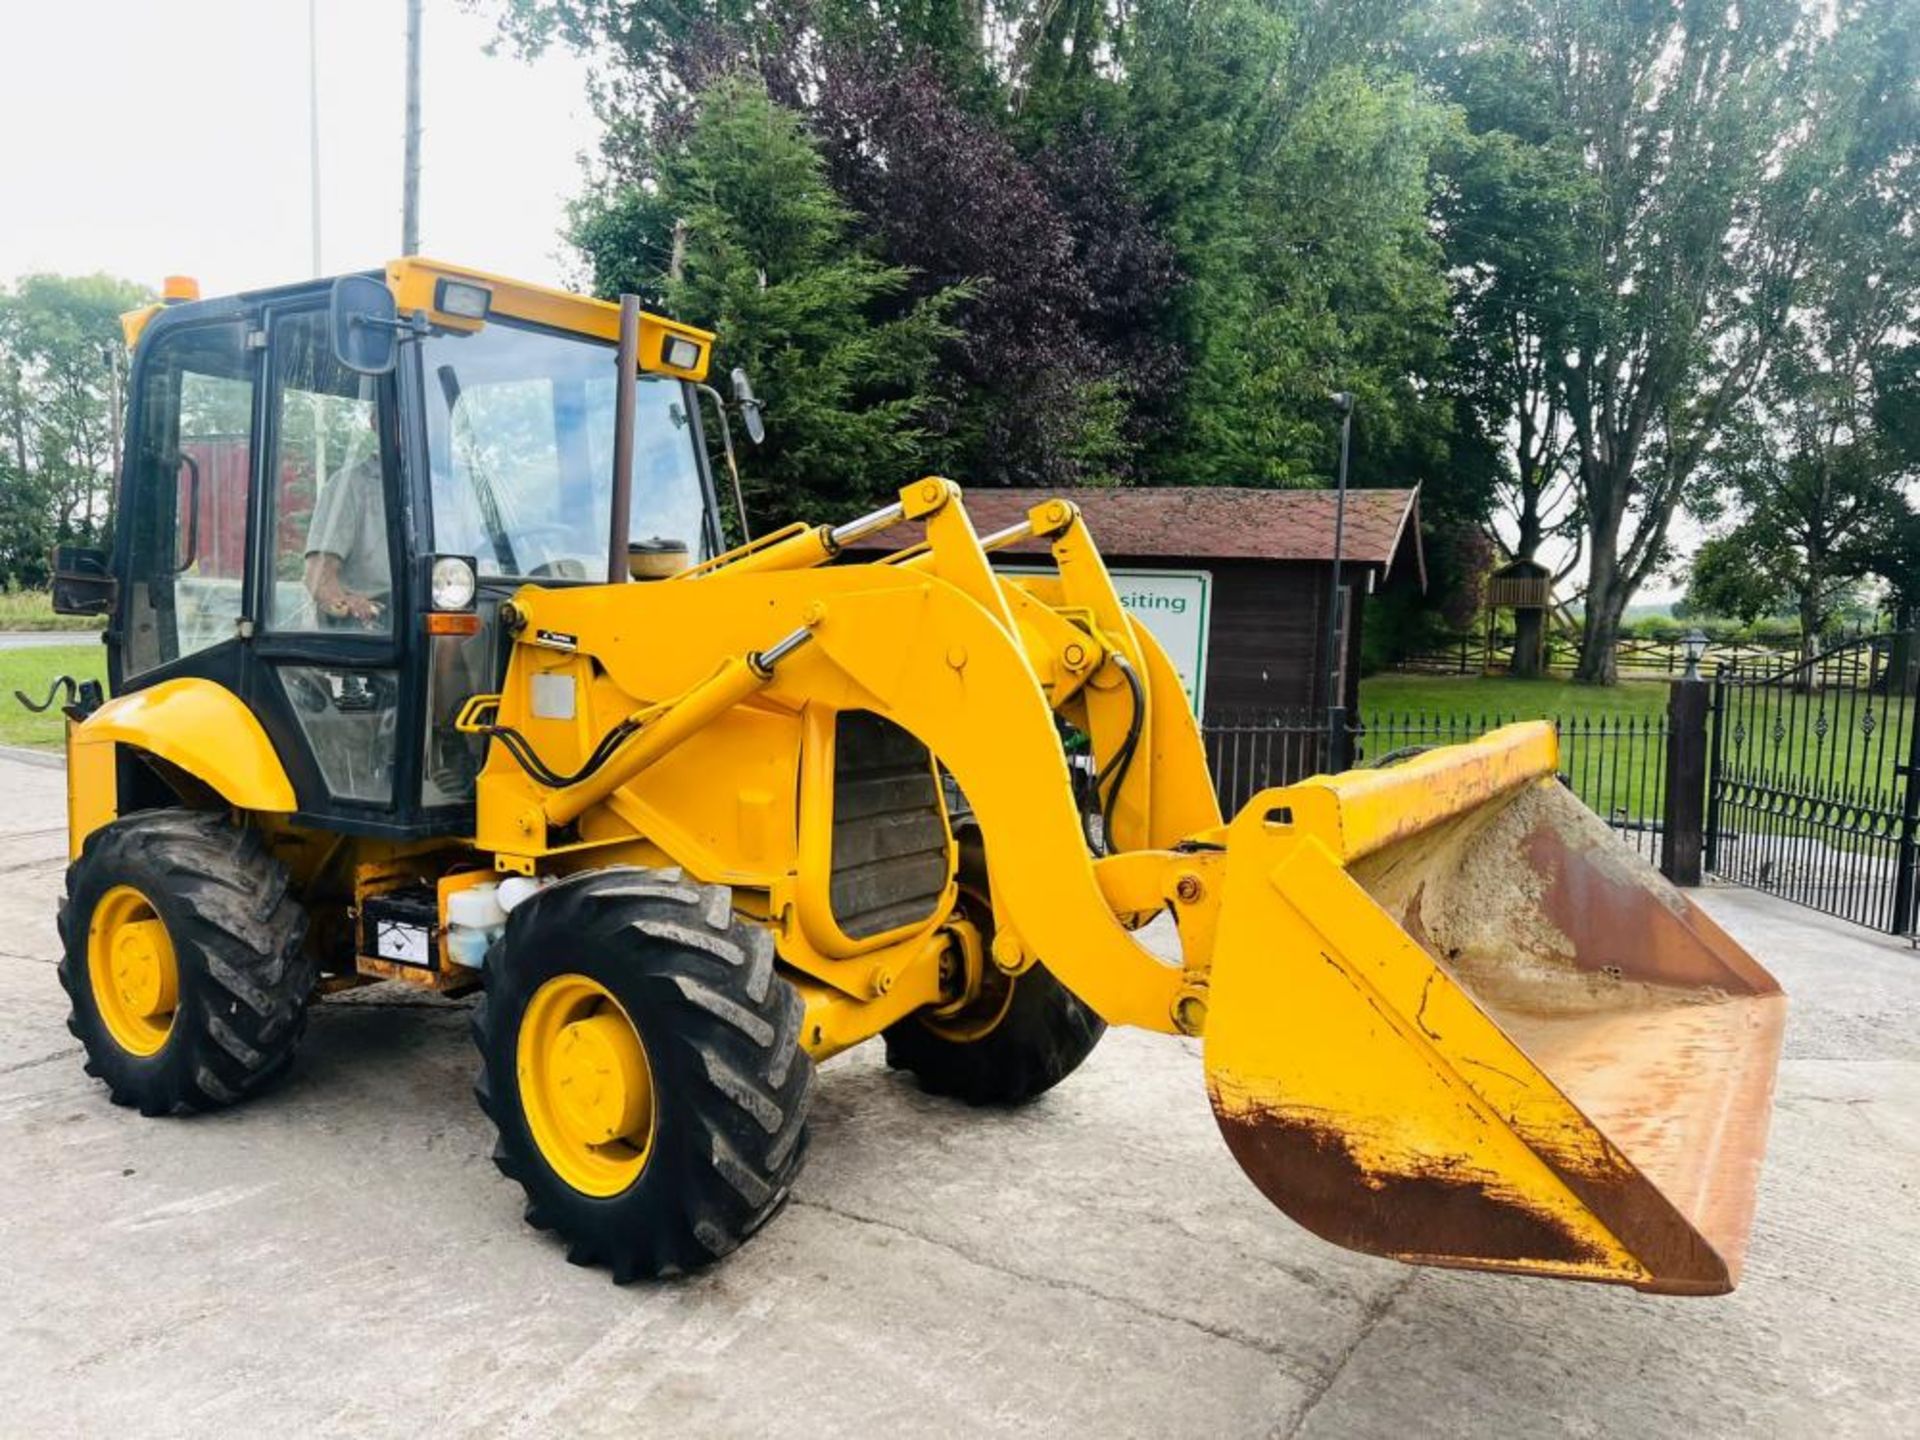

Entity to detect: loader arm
[487,546,1196,1032]
[472,479,1783,1294]
[677,480,1221,852]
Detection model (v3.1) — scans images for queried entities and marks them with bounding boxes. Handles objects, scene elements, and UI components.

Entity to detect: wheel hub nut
[550,1014,649,1145]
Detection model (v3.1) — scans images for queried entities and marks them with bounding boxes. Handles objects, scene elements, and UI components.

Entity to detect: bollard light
[1683,629,1708,681]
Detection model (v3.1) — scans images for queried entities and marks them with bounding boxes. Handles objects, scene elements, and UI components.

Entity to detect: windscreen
[422,320,711,581]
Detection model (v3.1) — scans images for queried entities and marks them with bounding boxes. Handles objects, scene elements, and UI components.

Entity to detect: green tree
[490,0,1478,495]
[572,75,966,523]
[1090,2,1459,487]
[0,272,151,586]
[1686,279,1920,661]
[1682,0,1920,663]
[1421,18,1595,576]
[1432,0,1910,682]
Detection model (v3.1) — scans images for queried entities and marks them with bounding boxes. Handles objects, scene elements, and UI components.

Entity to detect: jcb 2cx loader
[44,260,1784,1290]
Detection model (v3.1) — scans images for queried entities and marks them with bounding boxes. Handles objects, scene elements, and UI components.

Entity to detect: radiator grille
[830,711,950,940]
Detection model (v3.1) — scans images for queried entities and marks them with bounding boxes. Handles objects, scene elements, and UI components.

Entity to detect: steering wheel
[528,557,599,580]
[497,523,602,581]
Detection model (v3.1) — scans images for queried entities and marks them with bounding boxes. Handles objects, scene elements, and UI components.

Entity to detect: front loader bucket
[1203,725,1785,1294]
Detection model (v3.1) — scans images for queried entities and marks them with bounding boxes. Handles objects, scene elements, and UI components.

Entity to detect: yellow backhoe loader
[43,260,1784,1290]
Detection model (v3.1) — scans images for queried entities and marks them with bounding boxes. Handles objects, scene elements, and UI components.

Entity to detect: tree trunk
[1795,589,1825,695]
[1575,495,1628,684]
[1797,593,1820,671]
[1515,500,1543,564]
[1512,606,1546,678]
[1576,590,1625,683]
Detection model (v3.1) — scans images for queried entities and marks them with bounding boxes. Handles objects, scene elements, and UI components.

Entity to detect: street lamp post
[1682,628,1709,682]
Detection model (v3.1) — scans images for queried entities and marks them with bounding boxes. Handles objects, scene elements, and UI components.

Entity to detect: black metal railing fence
[1198,636,1919,939]
[1199,708,1672,864]
[1708,632,1919,937]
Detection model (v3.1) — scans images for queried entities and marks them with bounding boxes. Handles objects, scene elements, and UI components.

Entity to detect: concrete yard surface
[0,748,1915,1438]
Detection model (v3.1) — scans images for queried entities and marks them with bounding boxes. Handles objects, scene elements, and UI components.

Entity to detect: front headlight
[430,555,478,611]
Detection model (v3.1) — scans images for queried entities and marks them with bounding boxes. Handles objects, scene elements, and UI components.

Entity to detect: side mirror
[49,545,115,616]
[731,366,766,446]
[330,275,399,376]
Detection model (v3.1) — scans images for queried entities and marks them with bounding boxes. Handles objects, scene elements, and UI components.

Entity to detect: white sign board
[1000,566,1212,714]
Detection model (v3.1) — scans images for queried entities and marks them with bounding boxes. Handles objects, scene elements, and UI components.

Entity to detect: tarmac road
[0,748,1914,1438]
[0,631,99,649]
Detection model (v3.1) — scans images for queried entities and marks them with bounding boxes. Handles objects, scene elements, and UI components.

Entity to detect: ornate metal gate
[1707,632,1919,938]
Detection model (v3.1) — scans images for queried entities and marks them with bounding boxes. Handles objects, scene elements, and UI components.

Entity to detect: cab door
[240,301,419,829]
[112,310,258,698]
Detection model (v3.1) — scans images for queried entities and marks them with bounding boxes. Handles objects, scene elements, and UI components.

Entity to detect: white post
[308,0,323,277]
[402,0,423,256]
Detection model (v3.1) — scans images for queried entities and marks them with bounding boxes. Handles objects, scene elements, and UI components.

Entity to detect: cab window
[422,321,710,579]
[264,311,395,634]
[120,322,254,677]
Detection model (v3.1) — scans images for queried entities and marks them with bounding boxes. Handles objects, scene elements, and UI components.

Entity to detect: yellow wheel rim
[86,884,179,1057]
[516,974,655,1197]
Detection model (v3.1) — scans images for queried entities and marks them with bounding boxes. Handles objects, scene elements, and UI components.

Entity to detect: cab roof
[121,257,714,384]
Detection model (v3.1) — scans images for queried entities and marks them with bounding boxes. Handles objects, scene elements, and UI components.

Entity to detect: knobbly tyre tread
[880,823,1105,1106]
[882,960,1105,1106]
[472,867,813,1282]
[58,808,314,1115]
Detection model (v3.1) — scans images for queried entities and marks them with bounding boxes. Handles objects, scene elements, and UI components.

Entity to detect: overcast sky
[0,0,598,295]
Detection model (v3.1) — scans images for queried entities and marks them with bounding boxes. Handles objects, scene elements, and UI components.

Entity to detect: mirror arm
[352,310,429,339]
[695,383,753,545]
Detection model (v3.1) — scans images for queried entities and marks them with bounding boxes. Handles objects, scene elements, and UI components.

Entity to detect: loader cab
[100,263,726,837]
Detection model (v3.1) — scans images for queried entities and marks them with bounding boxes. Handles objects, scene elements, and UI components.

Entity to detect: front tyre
[474,868,812,1281]
[58,809,313,1115]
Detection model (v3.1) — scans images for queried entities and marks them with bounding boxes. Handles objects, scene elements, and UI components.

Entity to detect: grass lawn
[0,644,108,749]
[1358,673,1670,723]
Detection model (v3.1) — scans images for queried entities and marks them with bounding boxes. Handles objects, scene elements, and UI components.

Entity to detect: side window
[265,311,394,633]
[121,323,255,677]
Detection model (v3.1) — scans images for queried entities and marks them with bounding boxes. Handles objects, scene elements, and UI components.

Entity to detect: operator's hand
[316,581,382,625]
[305,551,383,627]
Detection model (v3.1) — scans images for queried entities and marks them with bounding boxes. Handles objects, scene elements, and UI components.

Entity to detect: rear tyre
[883,961,1105,1106]
[473,867,813,1281]
[882,824,1105,1105]
[59,809,313,1116]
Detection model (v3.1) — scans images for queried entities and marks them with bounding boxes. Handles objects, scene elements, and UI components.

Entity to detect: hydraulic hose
[1093,654,1145,852]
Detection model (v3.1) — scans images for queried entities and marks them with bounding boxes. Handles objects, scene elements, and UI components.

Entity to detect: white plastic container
[446,883,507,969]
[496,875,554,914]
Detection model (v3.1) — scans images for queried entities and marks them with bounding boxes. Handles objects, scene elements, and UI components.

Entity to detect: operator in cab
[303,411,389,627]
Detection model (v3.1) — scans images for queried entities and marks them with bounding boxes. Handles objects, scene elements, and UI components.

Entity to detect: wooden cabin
[850,486,1426,724]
